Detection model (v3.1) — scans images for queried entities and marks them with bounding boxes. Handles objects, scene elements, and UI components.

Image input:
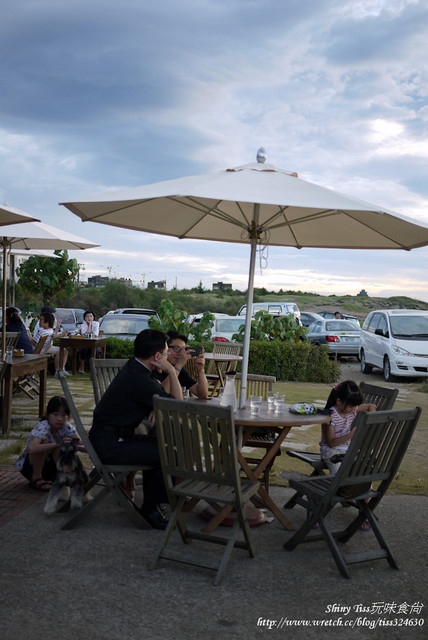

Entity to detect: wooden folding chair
[206,342,243,396]
[283,382,399,509]
[13,335,49,399]
[58,372,153,530]
[89,357,127,405]
[284,407,421,578]
[233,373,277,493]
[151,396,260,585]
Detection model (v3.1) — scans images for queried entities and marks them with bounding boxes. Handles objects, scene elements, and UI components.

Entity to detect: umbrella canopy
[1,221,99,358]
[61,151,428,406]
[0,204,40,227]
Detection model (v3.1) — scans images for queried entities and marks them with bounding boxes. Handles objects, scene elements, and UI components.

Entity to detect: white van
[360,309,428,381]
[237,301,301,323]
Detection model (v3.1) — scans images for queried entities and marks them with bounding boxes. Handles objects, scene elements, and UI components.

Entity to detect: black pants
[89,430,167,510]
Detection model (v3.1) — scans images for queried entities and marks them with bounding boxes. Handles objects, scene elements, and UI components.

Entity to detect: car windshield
[325,321,358,332]
[389,315,428,338]
[101,317,149,334]
[56,309,75,324]
[215,319,245,332]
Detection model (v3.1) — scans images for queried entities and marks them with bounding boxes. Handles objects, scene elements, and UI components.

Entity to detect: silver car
[307,319,361,358]
[99,313,151,340]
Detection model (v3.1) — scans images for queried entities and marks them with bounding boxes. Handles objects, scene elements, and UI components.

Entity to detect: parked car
[55,308,82,333]
[307,319,361,358]
[98,313,151,340]
[360,309,428,381]
[111,307,158,316]
[210,315,246,342]
[300,311,324,327]
[237,301,301,323]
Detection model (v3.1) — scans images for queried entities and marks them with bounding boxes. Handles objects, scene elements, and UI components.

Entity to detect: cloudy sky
[1,0,428,299]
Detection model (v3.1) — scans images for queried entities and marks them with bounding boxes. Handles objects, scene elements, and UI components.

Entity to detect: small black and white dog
[44,438,89,515]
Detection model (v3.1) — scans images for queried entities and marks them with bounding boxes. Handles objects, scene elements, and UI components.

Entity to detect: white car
[237,301,301,323]
[360,309,428,381]
[210,315,246,342]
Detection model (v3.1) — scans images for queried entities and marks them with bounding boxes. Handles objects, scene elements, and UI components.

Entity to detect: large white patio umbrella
[0,204,40,227]
[60,150,428,407]
[1,221,99,358]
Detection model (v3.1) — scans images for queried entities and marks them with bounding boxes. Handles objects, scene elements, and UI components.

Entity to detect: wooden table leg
[2,371,13,435]
[38,365,47,418]
[72,347,78,375]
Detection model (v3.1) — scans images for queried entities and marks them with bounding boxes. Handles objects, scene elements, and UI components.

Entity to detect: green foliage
[148,298,214,340]
[247,342,340,383]
[17,250,79,307]
[232,311,308,343]
[105,337,135,359]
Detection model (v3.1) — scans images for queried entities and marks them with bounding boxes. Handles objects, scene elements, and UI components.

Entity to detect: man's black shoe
[140,504,169,530]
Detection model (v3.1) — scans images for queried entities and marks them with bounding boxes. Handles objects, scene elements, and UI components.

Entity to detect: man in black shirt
[89,329,182,529]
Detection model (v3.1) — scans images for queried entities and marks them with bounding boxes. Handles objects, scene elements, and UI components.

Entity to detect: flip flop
[30,478,52,492]
[359,519,371,531]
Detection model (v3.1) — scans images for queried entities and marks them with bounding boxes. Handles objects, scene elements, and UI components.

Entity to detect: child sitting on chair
[320,380,376,474]
[15,396,84,492]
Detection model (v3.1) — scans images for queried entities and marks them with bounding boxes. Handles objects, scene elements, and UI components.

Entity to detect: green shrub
[105,337,134,359]
[247,342,339,383]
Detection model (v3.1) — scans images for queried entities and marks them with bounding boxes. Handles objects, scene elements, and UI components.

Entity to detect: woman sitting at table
[4,307,34,354]
[78,310,99,374]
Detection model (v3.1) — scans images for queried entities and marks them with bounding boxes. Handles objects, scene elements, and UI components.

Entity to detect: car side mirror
[375,328,388,338]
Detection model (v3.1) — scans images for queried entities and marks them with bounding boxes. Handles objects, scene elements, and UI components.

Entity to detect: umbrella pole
[239,208,259,409]
[1,240,8,360]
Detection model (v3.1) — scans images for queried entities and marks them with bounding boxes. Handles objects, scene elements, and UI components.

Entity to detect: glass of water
[5,346,14,361]
[181,387,189,400]
[250,395,262,415]
[267,391,278,411]
[274,395,285,414]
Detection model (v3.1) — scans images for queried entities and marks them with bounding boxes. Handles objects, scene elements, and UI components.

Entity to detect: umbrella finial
[256,147,267,164]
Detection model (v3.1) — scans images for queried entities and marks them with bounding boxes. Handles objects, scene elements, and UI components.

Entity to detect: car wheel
[360,350,373,374]
[383,356,394,382]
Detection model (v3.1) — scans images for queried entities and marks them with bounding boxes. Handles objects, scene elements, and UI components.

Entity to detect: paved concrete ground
[0,477,426,640]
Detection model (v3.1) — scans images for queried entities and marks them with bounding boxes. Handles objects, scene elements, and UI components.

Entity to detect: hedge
[105,338,339,383]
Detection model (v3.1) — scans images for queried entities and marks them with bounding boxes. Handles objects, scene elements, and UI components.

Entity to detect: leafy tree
[16,250,79,308]
[232,310,307,343]
[148,298,214,340]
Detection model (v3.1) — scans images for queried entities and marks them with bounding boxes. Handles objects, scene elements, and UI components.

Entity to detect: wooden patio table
[58,336,107,375]
[203,351,243,391]
[197,399,326,532]
[2,354,48,435]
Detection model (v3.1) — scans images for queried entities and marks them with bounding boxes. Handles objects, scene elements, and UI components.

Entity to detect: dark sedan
[99,313,150,340]
[307,319,361,358]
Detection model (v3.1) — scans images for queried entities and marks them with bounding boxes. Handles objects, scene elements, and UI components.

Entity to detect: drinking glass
[267,391,278,411]
[5,346,13,361]
[217,387,224,401]
[181,387,189,400]
[274,395,285,414]
[250,395,262,415]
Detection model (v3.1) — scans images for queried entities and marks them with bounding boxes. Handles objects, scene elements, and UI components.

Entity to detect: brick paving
[0,469,45,527]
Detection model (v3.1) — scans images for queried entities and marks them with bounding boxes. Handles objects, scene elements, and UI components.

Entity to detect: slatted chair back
[152,395,259,585]
[360,381,399,411]
[6,332,19,349]
[206,342,243,376]
[32,334,48,355]
[58,372,152,530]
[90,358,127,405]
[284,407,421,578]
[184,356,198,379]
[233,373,276,399]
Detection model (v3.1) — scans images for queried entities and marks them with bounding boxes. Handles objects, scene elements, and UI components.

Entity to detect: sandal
[306,508,320,530]
[30,478,52,492]
[359,519,371,531]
